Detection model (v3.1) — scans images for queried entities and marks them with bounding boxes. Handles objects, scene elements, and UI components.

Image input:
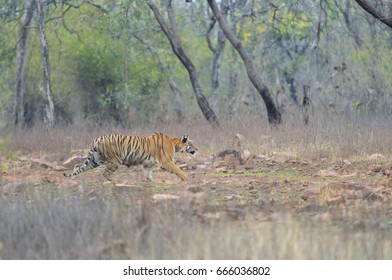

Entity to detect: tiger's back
[92,134,154,166]
[64,132,197,182]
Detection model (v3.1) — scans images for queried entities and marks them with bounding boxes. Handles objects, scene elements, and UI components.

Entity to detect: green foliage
[270,7,311,39]
[1,0,392,127]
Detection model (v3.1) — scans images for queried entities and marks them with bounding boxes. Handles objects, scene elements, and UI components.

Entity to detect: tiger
[63,132,197,182]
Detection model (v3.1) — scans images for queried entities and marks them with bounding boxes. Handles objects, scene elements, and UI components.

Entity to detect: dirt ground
[2,148,392,227]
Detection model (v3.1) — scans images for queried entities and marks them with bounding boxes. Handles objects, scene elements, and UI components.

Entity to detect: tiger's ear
[181,135,188,143]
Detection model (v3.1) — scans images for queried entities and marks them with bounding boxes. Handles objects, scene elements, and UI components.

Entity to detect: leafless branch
[60,0,108,13]
[206,18,216,52]
[354,0,392,28]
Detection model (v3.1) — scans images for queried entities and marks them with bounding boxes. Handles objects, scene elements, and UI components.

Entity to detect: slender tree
[207,0,282,125]
[36,0,55,132]
[206,0,228,116]
[146,0,220,128]
[14,0,36,130]
[354,0,392,28]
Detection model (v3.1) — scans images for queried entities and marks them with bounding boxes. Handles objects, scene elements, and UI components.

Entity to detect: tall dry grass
[2,117,392,259]
[4,115,392,162]
[1,187,391,260]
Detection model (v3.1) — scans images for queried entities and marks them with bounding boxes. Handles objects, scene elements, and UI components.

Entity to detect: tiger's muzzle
[186,145,196,154]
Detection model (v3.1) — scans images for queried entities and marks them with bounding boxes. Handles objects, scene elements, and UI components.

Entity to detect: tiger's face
[178,135,198,154]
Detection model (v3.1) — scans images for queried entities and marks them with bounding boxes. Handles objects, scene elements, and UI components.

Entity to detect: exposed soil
[2,149,392,228]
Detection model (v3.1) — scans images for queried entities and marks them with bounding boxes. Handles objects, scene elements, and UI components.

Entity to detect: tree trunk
[146,0,220,128]
[301,85,313,125]
[208,0,228,116]
[207,0,282,125]
[36,0,55,131]
[354,0,392,28]
[14,0,36,130]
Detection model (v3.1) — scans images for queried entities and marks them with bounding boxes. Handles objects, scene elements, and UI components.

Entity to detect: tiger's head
[177,135,198,154]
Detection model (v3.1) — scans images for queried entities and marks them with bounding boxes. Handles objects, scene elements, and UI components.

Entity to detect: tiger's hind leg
[102,162,118,182]
[143,167,153,181]
[64,149,104,178]
[142,161,156,181]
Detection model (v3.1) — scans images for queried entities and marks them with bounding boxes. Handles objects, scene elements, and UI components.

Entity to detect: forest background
[1,0,391,130]
[1,0,392,260]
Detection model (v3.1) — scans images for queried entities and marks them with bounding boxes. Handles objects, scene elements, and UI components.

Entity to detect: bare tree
[146,0,220,128]
[207,0,282,125]
[14,0,108,130]
[14,0,36,130]
[36,0,55,132]
[354,0,392,28]
[206,0,228,116]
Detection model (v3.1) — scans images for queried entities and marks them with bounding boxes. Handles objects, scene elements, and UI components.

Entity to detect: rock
[249,189,258,195]
[320,158,328,163]
[365,170,374,176]
[30,158,67,171]
[341,172,358,179]
[62,155,84,168]
[195,164,208,170]
[202,212,221,221]
[52,165,68,171]
[216,167,227,173]
[243,149,251,160]
[212,161,225,168]
[369,154,385,161]
[384,170,392,177]
[316,169,339,177]
[370,165,383,173]
[30,159,52,169]
[152,194,180,203]
[214,149,244,165]
[115,183,143,189]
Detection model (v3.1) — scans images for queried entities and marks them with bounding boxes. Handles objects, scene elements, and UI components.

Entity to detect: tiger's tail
[63,148,104,178]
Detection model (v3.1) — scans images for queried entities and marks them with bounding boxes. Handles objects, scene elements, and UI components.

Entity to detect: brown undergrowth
[1,117,392,259]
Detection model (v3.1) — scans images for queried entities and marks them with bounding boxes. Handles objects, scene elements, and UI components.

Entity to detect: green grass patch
[208,171,267,177]
[208,168,310,180]
[268,168,307,179]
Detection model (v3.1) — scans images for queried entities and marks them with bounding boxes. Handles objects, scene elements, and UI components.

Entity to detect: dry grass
[1,116,392,260]
[5,115,392,162]
[1,186,391,260]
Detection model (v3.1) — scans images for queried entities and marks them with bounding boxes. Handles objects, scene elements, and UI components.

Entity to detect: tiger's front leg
[160,160,188,181]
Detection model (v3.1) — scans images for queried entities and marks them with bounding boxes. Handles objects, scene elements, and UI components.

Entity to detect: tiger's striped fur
[63,132,197,182]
